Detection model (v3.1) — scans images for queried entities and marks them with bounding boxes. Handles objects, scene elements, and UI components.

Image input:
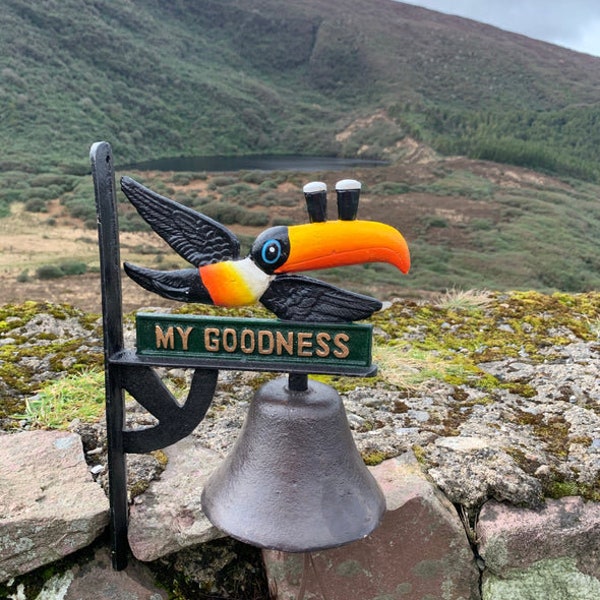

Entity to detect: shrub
[200,201,243,224]
[35,261,87,279]
[258,179,279,190]
[470,218,494,231]
[172,192,195,206]
[0,200,10,218]
[272,217,294,226]
[220,183,254,199]
[58,261,87,276]
[422,215,448,228]
[210,176,237,188]
[29,173,72,188]
[24,197,48,212]
[169,173,194,185]
[59,162,91,176]
[0,188,25,203]
[238,210,269,227]
[36,265,64,279]
[16,270,31,283]
[259,191,279,206]
[241,171,269,185]
[370,181,411,195]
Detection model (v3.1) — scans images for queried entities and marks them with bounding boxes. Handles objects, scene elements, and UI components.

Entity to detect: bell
[201,375,385,552]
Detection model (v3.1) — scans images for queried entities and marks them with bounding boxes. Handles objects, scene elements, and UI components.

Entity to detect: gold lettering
[240,329,255,354]
[223,328,237,352]
[315,332,331,357]
[297,332,313,357]
[155,325,174,349]
[258,330,274,354]
[204,327,220,352]
[333,333,350,358]
[176,326,193,351]
[276,331,294,355]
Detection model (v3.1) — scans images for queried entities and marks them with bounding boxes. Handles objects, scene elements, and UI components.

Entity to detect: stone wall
[1,429,599,600]
[1,297,599,599]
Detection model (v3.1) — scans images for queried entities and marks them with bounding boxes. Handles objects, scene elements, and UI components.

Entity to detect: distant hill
[2,0,600,179]
[3,0,600,297]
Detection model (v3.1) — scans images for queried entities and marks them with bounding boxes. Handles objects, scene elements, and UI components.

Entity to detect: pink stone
[128,437,224,562]
[0,431,109,581]
[478,497,600,577]
[264,452,480,600]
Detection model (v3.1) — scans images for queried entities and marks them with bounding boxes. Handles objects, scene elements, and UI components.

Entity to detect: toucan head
[250,180,410,276]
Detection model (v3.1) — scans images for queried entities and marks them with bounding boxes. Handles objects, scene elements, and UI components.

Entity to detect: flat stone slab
[264,452,480,600]
[64,546,168,600]
[3,546,168,600]
[0,431,109,582]
[478,497,600,575]
[128,436,224,562]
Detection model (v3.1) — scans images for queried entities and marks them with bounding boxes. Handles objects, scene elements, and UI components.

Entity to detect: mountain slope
[2,0,600,178]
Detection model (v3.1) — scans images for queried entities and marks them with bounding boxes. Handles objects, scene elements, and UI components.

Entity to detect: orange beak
[276,220,410,275]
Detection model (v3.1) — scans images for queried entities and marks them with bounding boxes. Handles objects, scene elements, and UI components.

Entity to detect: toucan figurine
[121,177,410,323]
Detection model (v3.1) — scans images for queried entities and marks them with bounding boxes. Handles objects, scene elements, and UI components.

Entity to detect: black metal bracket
[91,142,222,569]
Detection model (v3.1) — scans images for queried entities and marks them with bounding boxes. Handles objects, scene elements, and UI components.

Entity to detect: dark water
[122,154,388,172]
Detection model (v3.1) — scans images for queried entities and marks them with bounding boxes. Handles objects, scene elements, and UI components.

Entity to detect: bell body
[201,376,385,552]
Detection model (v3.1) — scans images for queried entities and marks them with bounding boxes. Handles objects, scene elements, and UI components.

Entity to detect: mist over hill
[3,0,600,179]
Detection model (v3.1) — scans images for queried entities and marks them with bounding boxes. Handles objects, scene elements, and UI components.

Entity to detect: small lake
[123,155,388,173]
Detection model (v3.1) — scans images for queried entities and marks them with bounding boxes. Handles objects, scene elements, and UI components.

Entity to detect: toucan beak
[277,221,410,274]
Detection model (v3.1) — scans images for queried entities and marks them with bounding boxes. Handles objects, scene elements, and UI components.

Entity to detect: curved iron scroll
[117,365,218,454]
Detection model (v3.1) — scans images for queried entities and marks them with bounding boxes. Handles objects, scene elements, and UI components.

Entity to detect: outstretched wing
[121,176,240,266]
[260,275,382,322]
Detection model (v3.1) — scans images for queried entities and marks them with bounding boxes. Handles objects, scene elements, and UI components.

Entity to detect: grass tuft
[433,288,493,310]
[17,369,105,429]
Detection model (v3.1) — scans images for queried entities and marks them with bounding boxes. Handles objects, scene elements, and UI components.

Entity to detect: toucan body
[121,177,410,322]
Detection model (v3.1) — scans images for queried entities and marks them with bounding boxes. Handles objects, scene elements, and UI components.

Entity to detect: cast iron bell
[201,376,386,552]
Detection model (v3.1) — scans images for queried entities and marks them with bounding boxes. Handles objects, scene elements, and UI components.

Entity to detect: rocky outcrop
[2,426,600,599]
[1,294,600,598]
[3,546,169,600]
[478,497,600,600]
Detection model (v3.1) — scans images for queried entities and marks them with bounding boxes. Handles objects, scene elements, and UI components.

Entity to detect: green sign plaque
[135,313,373,373]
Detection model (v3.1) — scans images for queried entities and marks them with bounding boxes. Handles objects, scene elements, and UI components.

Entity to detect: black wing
[260,275,382,322]
[123,263,213,304]
[121,176,240,266]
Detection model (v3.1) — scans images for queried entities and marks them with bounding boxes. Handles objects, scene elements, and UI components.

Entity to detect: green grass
[17,369,106,429]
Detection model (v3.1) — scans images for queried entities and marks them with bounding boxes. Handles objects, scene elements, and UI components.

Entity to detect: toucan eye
[261,239,282,264]
[250,226,290,273]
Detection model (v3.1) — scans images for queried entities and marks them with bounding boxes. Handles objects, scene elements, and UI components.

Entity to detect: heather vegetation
[2,0,600,296]
[3,0,600,180]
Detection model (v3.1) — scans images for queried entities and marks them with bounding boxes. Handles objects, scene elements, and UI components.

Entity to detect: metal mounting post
[90,141,128,570]
[91,142,221,569]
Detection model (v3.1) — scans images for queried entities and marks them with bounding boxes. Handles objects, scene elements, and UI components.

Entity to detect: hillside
[2,149,600,304]
[2,0,600,181]
[3,0,600,297]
